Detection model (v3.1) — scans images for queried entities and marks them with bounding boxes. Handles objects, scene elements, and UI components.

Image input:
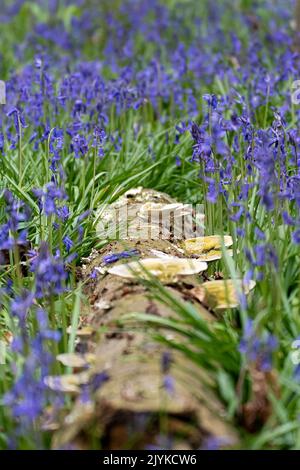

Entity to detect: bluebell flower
[203,93,218,110]
[3,300,60,446]
[292,229,300,245]
[71,133,89,158]
[11,290,34,327]
[6,107,27,136]
[162,375,175,395]
[0,132,4,153]
[33,183,67,217]
[201,436,232,450]
[56,205,69,221]
[63,236,73,253]
[294,364,300,381]
[161,351,172,374]
[90,269,98,279]
[239,320,278,371]
[175,155,181,167]
[30,242,67,298]
[102,249,139,265]
[90,371,110,392]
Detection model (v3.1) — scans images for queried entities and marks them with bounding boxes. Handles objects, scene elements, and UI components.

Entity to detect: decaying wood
[51,188,238,449]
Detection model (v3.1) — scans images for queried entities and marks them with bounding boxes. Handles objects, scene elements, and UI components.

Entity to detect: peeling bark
[52,188,238,450]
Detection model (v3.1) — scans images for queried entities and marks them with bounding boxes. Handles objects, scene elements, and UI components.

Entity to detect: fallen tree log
[51,187,238,450]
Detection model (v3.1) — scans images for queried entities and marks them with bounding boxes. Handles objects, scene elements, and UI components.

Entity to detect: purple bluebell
[102,249,139,265]
[239,320,278,371]
[33,183,67,217]
[30,242,67,298]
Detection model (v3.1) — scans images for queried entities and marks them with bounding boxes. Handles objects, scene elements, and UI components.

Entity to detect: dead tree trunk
[51,188,238,450]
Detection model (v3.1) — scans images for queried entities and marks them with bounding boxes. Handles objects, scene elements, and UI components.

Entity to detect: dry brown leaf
[240,365,280,433]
